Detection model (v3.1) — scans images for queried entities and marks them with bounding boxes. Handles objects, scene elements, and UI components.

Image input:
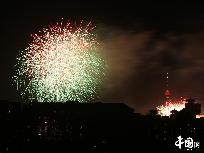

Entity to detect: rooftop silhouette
[0,100,203,153]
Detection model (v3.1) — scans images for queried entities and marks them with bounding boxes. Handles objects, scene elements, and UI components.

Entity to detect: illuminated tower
[164,72,171,100]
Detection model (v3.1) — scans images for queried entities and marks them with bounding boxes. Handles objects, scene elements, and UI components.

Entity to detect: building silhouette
[185,98,201,115]
[0,100,203,153]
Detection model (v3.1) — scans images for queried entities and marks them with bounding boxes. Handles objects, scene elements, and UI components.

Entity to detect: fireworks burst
[13,20,105,102]
[156,98,186,116]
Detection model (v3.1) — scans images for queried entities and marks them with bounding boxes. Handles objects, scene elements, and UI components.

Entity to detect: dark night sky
[1,2,204,114]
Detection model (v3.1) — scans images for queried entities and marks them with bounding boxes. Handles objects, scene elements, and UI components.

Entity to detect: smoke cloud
[97,25,204,114]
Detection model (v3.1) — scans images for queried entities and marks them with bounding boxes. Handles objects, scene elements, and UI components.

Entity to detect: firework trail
[156,98,186,116]
[13,21,105,102]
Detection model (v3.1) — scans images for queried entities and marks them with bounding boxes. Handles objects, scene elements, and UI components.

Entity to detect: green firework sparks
[13,21,105,102]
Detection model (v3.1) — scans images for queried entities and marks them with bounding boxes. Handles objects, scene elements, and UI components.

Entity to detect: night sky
[1,2,204,114]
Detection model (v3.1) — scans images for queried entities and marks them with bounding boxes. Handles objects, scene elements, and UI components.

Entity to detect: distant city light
[196,114,204,118]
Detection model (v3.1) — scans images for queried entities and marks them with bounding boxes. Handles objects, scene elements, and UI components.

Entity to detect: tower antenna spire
[164,72,171,100]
